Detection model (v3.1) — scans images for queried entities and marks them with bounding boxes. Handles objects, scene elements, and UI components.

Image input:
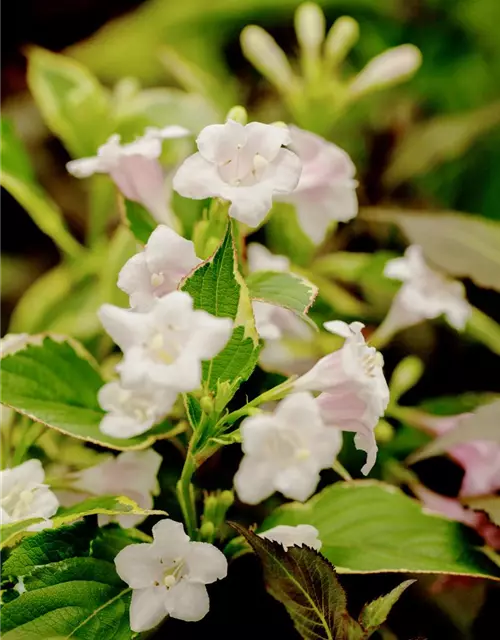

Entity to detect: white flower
[98,379,176,438]
[66,126,189,225]
[294,321,389,475]
[73,450,162,527]
[0,333,29,357]
[234,392,342,504]
[276,126,358,243]
[173,119,302,227]
[247,242,291,273]
[259,524,321,550]
[114,519,227,631]
[349,44,422,96]
[99,291,232,392]
[0,459,59,529]
[118,225,201,311]
[383,245,471,334]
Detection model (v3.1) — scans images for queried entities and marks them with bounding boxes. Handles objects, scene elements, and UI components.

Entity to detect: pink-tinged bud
[350,44,422,96]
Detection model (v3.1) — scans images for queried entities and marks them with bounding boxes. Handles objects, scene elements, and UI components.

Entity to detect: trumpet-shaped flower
[276,126,358,243]
[0,459,59,529]
[383,245,471,334]
[67,126,189,224]
[98,379,176,438]
[260,524,321,550]
[99,291,232,392]
[234,392,342,504]
[114,519,227,631]
[294,321,389,474]
[173,119,302,227]
[74,450,162,527]
[118,225,201,311]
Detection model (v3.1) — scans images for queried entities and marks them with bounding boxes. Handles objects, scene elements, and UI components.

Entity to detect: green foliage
[0,336,176,450]
[262,481,500,579]
[246,270,318,328]
[120,198,157,245]
[0,119,82,258]
[1,521,138,639]
[232,524,414,640]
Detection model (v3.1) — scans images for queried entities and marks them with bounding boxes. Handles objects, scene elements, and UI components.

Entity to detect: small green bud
[203,495,219,522]
[241,25,295,93]
[375,419,395,444]
[270,120,288,129]
[200,395,215,415]
[324,16,359,69]
[199,521,216,541]
[219,490,234,509]
[226,105,248,125]
[390,356,424,403]
[295,3,325,54]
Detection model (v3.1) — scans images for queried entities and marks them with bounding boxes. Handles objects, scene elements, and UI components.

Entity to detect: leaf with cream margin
[0,335,177,451]
[411,400,500,462]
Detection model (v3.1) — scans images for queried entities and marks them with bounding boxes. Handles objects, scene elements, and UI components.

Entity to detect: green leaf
[0,495,165,550]
[246,270,318,328]
[120,198,157,245]
[266,203,315,267]
[1,522,137,639]
[180,222,261,395]
[0,118,82,258]
[27,47,113,157]
[358,580,415,634]
[0,336,177,451]
[262,481,500,579]
[230,523,362,640]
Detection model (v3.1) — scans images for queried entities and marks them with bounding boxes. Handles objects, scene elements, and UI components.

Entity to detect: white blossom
[73,450,162,527]
[118,225,201,311]
[260,524,321,550]
[99,291,232,392]
[0,459,59,529]
[114,518,227,631]
[276,126,358,243]
[350,44,422,96]
[383,245,471,335]
[234,392,342,504]
[98,379,176,439]
[294,321,389,475]
[66,126,189,225]
[173,119,302,227]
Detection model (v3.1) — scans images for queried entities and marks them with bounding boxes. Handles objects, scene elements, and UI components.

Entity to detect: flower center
[162,557,185,589]
[265,429,311,464]
[149,332,176,364]
[362,349,383,377]
[1,487,35,520]
[150,272,165,288]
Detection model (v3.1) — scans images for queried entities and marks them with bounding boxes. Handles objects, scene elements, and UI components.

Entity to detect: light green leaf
[0,495,165,550]
[0,336,177,451]
[1,521,137,639]
[27,47,113,157]
[180,222,261,395]
[262,481,500,579]
[0,118,82,258]
[246,270,318,328]
[231,523,362,640]
[358,580,415,633]
[369,210,500,292]
[120,198,157,245]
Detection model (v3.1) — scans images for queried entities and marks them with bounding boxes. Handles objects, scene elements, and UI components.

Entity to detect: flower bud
[203,495,219,523]
[295,3,325,54]
[200,395,215,415]
[324,16,359,69]
[374,419,395,444]
[241,25,296,93]
[350,44,422,96]
[389,355,424,403]
[199,520,216,542]
[219,490,235,509]
[226,105,248,125]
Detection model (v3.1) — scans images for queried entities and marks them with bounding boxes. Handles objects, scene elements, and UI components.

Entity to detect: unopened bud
[390,355,424,403]
[295,3,325,54]
[324,16,359,69]
[241,25,296,93]
[350,44,422,96]
[203,495,219,523]
[199,521,215,541]
[226,105,248,125]
[375,419,395,444]
[219,490,234,509]
[200,395,215,415]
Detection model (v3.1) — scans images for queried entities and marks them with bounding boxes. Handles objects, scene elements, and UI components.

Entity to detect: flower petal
[234,457,276,505]
[185,542,228,584]
[274,466,320,502]
[151,519,191,561]
[129,586,167,633]
[197,120,247,163]
[98,304,152,352]
[164,581,210,622]
[114,544,161,589]
[173,153,226,200]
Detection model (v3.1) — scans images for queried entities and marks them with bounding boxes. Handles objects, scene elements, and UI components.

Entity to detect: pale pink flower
[173,120,302,227]
[259,524,321,550]
[277,126,358,243]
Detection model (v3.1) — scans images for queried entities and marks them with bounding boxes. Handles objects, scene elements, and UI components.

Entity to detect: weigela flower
[276,126,358,243]
[66,126,189,225]
[173,119,302,227]
[383,245,471,334]
[295,321,389,475]
[118,225,201,311]
[73,450,162,527]
[234,392,342,504]
[259,524,322,550]
[99,291,232,392]
[0,459,59,529]
[98,379,176,438]
[114,519,227,631]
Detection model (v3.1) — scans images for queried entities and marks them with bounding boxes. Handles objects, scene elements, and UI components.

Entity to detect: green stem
[466,306,500,356]
[332,459,352,481]
[176,439,198,539]
[222,377,296,427]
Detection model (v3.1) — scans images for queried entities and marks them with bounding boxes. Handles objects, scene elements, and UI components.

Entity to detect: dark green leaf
[358,580,415,633]
[120,198,157,245]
